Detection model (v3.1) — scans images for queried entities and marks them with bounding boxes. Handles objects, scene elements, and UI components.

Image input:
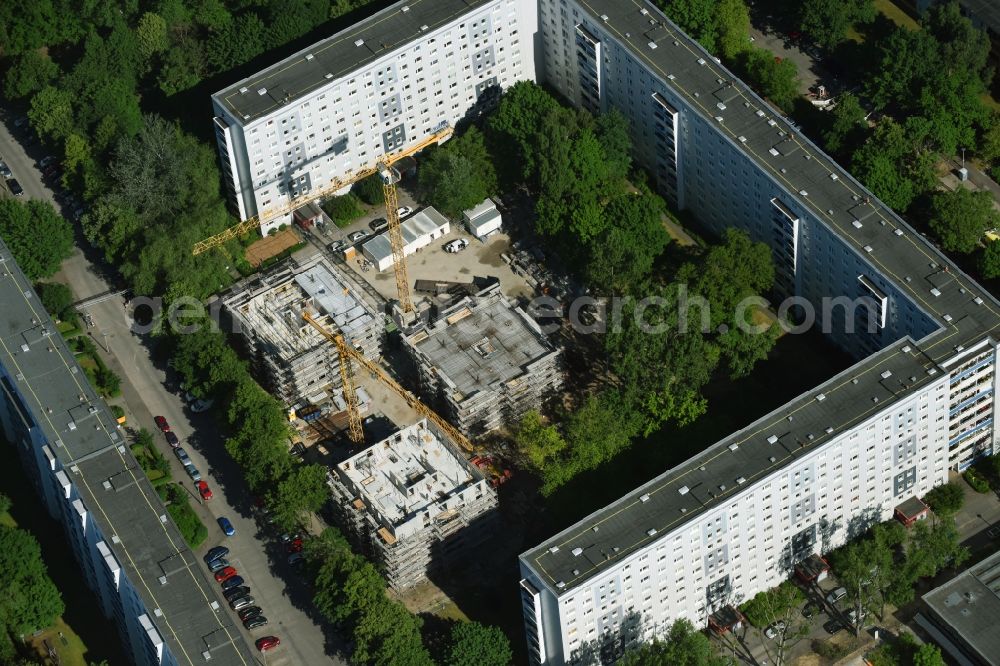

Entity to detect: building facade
[0,239,253,666]
[211,0,539,232]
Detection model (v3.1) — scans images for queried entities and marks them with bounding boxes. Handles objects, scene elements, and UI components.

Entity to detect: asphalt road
[0,114,345,666]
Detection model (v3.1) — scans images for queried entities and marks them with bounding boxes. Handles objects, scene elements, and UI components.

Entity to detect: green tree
[267,464,329,530]
[661,0,719,54]
[851,118,936,212]
[0,526,65,636]
[136,12,168,60]
[487,80,562,185]
[619,618,733,665]
[584,193,670,292]
[980,240,1000,279]
[738,48,800,112]
[418,127,497,218]
[715,0,751,60]
[513,411,567,470]
[322,193,365,227]
[0,199,74,280]
[445,621,512,666]
[799,0,875,50]
[205,13,265,73]
[928,188,1000,254]
[157,37,207,96]
[741,582,808,665]
[35,281,74,320]
[3,52,60,100]
[912,644,946,666]
[822,92,868,155]
[923,482,964,516]
[225,378,293,490]
[0,493,11,516]
[28,85,76,144]
[353,174,384,205]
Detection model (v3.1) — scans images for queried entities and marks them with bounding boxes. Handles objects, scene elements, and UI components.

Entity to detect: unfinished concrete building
[223,255,382,404]
[403,283,562,437]
[327,418,498,590]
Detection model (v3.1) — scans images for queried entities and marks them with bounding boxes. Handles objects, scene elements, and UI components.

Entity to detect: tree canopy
[799,0,875,50]
[445,622,513,666]
[417,127,497,218]
[928,188,1000,254]
[618,619,733,665]
[0,199,74,280]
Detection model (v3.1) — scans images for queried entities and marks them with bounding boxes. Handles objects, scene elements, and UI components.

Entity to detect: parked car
[280,533,302,544]
[0,161,11,178]
[825,587,847,605]
[368,217,388,232]
[444,238,469,253]
[217,517,236,536]
[238,606,263,621]
[221,576,245,591]
[801,603,820,619]
[184,463,202,482]
[244,616,269,630]
[174,447,190,463]
[397,206,413,219]
[328,240,345,253]
[230,595,256,611]
[287,552,305,566]
[764,620,786,640]
[165,431,180,448]
[204,546,229,564]
[154,416,170,432]
[191,398,213,413]
[846,609,867,626]
[7,179,23,196]
[286,538,304,553]
[223,586,250,602]
[987,525,1000,539]
[208,558,229,573]
[255,636,280,652]
[348,230,368,242]
[196,481,213,501]
[38,155,56,168]
[214,566,237,582]
[823,619,842,634]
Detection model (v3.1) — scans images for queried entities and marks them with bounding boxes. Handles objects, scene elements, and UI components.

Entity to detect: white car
[444,238,469,253]
[397,206,413,219]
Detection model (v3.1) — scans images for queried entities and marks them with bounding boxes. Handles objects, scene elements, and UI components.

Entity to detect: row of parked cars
[203,546,280,653]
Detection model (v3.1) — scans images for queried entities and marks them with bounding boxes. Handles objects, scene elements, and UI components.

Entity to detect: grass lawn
[874,0,919,31]
[56,320,81,338]
[25,616,90,666]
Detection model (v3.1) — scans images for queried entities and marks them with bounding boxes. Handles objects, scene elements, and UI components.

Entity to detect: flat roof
[362,206,450,263]
[213,0,496,123]
[408,286,557,400]
[0,240,254,665]
[522,0,1000,594]
[923,549,1000,664]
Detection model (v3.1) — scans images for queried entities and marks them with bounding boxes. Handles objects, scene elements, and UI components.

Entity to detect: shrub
[321,193,364,227]
[165,485,207,548]
[923,482,965,515]
[964,468,990,493]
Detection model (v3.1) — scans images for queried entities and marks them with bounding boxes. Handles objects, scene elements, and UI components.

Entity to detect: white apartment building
[0,239,254,665]
[520,0,1000,662]
[211,0,538,233]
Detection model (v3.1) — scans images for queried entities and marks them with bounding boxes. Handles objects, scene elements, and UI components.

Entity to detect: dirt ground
[245,227,301,266]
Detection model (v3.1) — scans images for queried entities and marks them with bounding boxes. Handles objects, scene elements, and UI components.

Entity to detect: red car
[154,416,170,432]
[255,636,280,652]
[214,566,237,582]
[286,538,304,553]
[196,481,213,500]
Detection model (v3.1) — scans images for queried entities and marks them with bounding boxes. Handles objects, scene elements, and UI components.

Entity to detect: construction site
[327,418,499,590]
[403,282,563,437]
[222,254,382,404]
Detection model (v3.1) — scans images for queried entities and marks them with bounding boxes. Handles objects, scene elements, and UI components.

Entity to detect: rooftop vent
[548,546,559,554]
[930,288,941,297]
[894,228,904,236]
[943,314,953,322]
[738,135,747,143]
[767,435,778,444]
[829,173,839,181]
[571,547,584,557]
[257,87,267,96]
[975,296,984,305]
[769,456,777,463]
[816,393,826,401]
[769,148,780,157]
[239,86,248,94]
[325,73,334,79]
[305,53,314,60]
[717,102,727,111]
[768,119,777,127]
[401,4,409,11]
[736,476,746,484]
[728,443,739,452]
[756,110,765,117]
[864,245,873,253]
[557,581,566,589]
[648,41,658,49]
[799,190,808,197]
[420,24,429,30]
[646,528,657,537]
[668,74,676,80]
[697,58,706,65]
[902,345,912,353]
[825,426,834,434]
[715,116,724,123]
[354,39,365,47]
[20,343,28,352]
[640,493,650,502]
[641,7,649,15]
[678,485,690,495]
[852,220,863,229]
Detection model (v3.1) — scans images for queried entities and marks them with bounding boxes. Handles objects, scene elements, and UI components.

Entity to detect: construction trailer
[327,418,499,590]
[222,255,382,404]
[402,282,563,437]
[361,206,451,271]
[462,198,503,239]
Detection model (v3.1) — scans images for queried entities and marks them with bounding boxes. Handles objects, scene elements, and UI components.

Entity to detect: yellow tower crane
[194,125,454,312]
[302,311,474,453]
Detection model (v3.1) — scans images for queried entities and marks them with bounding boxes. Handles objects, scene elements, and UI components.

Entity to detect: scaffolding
[223,255,382,403]
[327,419,498,590]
